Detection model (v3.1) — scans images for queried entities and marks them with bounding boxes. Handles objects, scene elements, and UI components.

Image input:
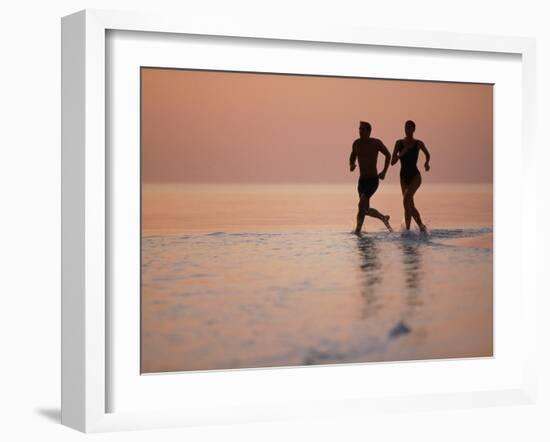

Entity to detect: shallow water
[142,183,493,235]
[141,221,493,373]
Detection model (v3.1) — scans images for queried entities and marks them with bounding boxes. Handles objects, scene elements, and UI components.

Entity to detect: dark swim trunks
[357,176,379,198]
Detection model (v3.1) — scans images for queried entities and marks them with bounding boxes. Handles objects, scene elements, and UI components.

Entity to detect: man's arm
[349,140,358,171]
[377,140,391,179]
[419,141,431,171]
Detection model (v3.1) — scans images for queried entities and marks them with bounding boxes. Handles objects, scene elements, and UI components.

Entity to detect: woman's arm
[390,140,400,166]
[419,141,431,171]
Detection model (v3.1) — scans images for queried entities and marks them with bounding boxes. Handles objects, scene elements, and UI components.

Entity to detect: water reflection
[400,242,423,294]
[355,236,426,312]
[354,234,427,338]
[355,236,382,318]
[394,241,424,338]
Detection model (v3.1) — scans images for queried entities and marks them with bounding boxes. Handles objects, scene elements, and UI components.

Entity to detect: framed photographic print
[61,9,538,432]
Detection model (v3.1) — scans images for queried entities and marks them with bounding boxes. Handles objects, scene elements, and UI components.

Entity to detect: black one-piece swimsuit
[399,140,421,186]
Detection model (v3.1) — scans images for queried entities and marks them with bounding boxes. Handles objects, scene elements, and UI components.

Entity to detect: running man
[349,121,393,235]
[391,120,431,232]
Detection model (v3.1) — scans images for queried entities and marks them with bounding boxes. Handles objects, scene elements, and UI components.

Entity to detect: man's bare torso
[353,137,381,178]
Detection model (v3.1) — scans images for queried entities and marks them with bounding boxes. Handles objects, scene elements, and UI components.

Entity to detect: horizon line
[142,181,493,186]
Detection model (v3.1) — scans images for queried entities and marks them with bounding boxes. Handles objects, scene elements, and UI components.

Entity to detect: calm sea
[141,183,493,373]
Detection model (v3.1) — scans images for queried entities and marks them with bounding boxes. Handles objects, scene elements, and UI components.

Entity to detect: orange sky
[141,68,492,184]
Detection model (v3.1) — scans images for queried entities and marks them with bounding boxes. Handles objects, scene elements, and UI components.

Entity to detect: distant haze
[141,68,492,184]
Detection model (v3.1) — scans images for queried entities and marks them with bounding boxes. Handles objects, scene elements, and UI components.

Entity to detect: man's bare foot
[419,224,427,233]
[353,229,362,236]
[382,215,393,232]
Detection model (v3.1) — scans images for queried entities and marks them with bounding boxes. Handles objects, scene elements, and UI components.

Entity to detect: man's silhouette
[349,121,393,235]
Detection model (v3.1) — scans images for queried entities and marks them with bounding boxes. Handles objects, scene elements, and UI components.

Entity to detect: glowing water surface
[141,184,493,373]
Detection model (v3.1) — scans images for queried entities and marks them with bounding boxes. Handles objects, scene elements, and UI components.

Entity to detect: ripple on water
[141,227,493,371]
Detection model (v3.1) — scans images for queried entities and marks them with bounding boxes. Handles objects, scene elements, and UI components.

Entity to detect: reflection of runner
[391,120,431,232]
[349,121,393,235]
[355,236,382,319]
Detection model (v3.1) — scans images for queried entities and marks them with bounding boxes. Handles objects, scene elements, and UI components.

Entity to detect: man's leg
[354,194,368,234]
[357,190,393,232]
[365,207,393,232]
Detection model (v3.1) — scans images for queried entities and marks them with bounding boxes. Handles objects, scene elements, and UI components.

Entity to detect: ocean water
[141,184,493,373]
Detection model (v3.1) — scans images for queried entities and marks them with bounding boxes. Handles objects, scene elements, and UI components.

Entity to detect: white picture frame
[61,9,537,433]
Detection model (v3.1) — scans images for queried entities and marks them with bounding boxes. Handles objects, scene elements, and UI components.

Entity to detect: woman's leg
[403,174,426,231]
[400,179,412,229]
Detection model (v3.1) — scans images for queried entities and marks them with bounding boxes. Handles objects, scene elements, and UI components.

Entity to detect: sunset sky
[141,68,493,184]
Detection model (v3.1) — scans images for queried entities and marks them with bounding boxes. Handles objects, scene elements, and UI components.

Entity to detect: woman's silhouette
[391,120,431,231]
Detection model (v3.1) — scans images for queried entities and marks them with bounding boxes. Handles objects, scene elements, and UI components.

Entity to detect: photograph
[140,67,493,373]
